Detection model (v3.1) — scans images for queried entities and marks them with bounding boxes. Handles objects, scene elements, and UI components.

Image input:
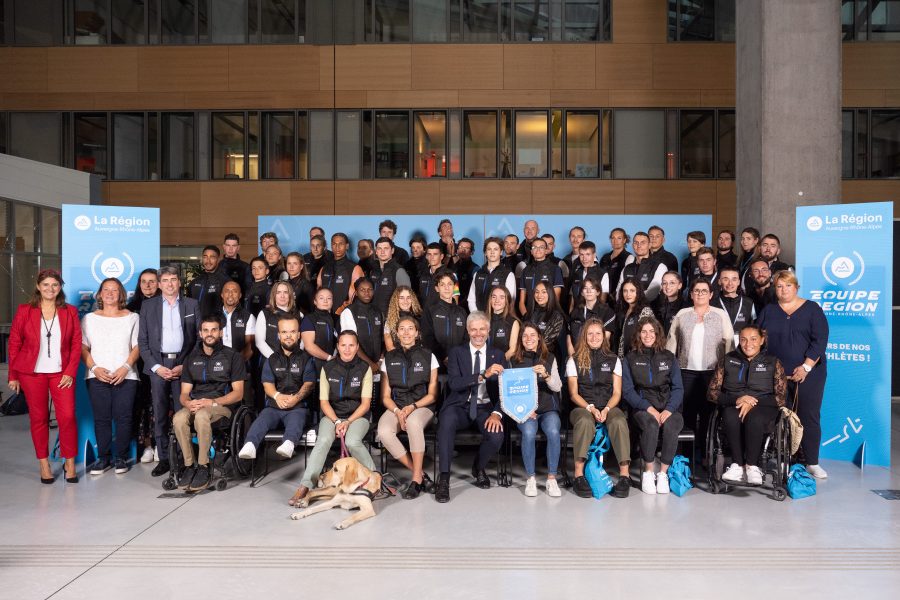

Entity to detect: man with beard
[648,225,679,273]
[220,233,251,295]
[188,245,231,316]
[742,233,793,292]
[746,258,778,313]
[503,234,522,273]
[369,237,412,315]
[716,230,738,270]
[238,315,316,461]
[317,232,365,315]
[452,238,478,311]
[716,266,756,347]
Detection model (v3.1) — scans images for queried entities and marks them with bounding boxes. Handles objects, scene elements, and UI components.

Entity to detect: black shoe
[177,465,196,488]
[613,476,631,498]
[89,459,111,475]
[151,460,170,477]
[435,476,451,503]
[402,481,422,500]
[187,465,210,492]
[573,476,593,498]
[421,473,436,494]
[114,459,130,474]
[472,468,491,489]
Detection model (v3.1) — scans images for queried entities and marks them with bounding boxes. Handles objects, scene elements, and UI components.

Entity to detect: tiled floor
[1,403,899,600]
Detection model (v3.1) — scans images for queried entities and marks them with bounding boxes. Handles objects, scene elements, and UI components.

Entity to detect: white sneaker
[656,472,670,494]
[641,471,657,494]
[275,440,295,459]
[807,464,828,479]
[238,442,256,460]
[746,465,763,486]
[546,478,561,497]
[304,429,317,445]
[153,446,159,462]
[722,463,745,483]
[524,476,538,497]
[140,447,155,463]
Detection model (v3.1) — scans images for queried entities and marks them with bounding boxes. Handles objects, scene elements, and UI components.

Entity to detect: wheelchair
[161,402,255,493]
[705,404,793,501]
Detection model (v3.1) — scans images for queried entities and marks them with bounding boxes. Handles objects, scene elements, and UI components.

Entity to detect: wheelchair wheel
[216,479,227,492]
[230,405,255,478]
[162,477,177,491]
[772,486,787,502]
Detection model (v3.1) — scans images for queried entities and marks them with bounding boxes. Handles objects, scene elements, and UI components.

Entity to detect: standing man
[541,234,570,282]
[564,226,587,286]
[516,219,540,266]
[617,232,667,302]
[418,242,458,307]
[742,234,793,292]
[437,219,456,264]
[648,225,679,272]
[379,219,410,266]
[694,246,720,293]
[221,233,251,295]
[188,245,231,316]
[453,238,478,311]
[357,239,377,277]
[518,237,563,317]
[172,314,245,491]
[318,232,365,315]
[503,234,521,273]
[716,266,756,346]
[406,235,428,297]
[304,234,329,282]
[746,259,777,313]
[257,232,278,263]
[599,228,632,299]
[220,281,255,364]
[434,312,507,503]
[138,266,199,478]
[716,230,738,270]
[569,241,609,309]
[369,237,411,315]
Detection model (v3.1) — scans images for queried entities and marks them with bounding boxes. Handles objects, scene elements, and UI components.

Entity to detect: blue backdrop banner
[62,205,160,465]
[796,202,893,466]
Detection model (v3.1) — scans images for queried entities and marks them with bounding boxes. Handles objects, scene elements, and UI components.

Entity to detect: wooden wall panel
[227,46,320,92]
[91,92,188,110]
[531,180,625,213]
[181,91,334,109]
[883,89,900,105]
[613,0,667,44]
[103,182,201,228]
[550,89,610,107]
[716,179,737,225]
[291,182,337,214]
[366,90,460,108]
[47,48,138,93]
[2,93,96,110]
[652,44,735,90]
[552,45,596,90]
[344,181,441,214]
[335,46,411,91]
[842,181,900,216]
[412,45,503,91]
[701,90,735,107]
[160,227,258,247]
[609,90,700,107]
[596,44,653,90]
[843,89,885,107]
[200,182,291,228]
[138,47,228,92]
[458,89,551,107]
[843,43,900,90]
[623,180,717,215]
[0,49,48,93]
[503,46,553,90]
[439,180,533,213]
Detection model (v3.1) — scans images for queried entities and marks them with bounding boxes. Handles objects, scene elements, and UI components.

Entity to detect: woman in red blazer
[8,269,82,483]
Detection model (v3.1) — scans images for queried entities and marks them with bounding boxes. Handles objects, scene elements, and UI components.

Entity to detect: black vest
[573,350,618,409]
[718,294,754,335]
[417,266,455,307]
[653,295,686,335]
[520,259,559,313]
[488,313,516,353]
[323,357,370,419]
[370,259,401,316]
[529,306,565,349]
[624,348,677,411]
[422,299,468,364]
[347,300,384,362]
[472,263,513,312]
[453,258,477,307]
[188,270,229,317]
[267,349,313,405]
[289,275,314,315]
[262,307,294,353]
[721,350,778,407]
[383,344,433,408]
[245,280,271,318]
[303,252,328,281]
[510,351,558,413]
[224,306,251,354]
[621,256,659,293]
[569,302,614,348]
[320,256,356,307]
[569,264,606,302]
[305,309,336,370]
[184,344,239,400]
[600,250,631,295]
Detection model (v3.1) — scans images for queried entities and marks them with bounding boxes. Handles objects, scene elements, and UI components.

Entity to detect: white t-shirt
[81,312,140,380]
[35,317,62,373]
[687,322,707,371]
[565,356,622,378]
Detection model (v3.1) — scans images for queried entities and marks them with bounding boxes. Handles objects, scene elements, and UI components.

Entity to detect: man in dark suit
[138,266,199,477]
[435,311,507,503]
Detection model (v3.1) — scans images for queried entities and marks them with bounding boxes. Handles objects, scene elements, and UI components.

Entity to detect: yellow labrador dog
[290,457,383,530]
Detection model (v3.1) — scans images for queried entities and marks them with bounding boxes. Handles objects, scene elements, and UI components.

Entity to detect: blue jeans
[245,405,308,447]
[517,411,561,477]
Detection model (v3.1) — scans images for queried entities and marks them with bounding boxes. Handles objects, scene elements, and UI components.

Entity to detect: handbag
[584,423,614,499]
[786,464,816,499]
[667,455,693,497]
[780,384,804,456]
[0,391,28,416]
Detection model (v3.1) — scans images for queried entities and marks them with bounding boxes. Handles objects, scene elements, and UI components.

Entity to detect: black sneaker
[402,481,422,500]
[151,460,170,477]
[421,473,436,494]
[177,465,196,488]
[613,476,631,498]
[89,459,111,475]
[187,465,210,492]
[573,476,593,498]
[114,459,130,474]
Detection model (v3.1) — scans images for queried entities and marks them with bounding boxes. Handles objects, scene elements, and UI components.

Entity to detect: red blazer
[8,303,82,381]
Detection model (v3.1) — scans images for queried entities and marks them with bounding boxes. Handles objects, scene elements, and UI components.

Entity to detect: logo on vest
[212,361,224,372]
[350,376,361,388]
[658,361,669,370]
[235,319,245,328]
[413,361,424,373]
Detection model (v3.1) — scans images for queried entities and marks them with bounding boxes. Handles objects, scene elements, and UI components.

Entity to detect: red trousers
[19,372,77,459]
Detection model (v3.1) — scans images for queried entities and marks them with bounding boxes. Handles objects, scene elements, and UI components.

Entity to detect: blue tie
[469,350,481,420]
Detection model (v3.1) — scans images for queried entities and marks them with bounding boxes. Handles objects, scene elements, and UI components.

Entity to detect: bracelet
[121,364,131,371]
[274,391,280,400]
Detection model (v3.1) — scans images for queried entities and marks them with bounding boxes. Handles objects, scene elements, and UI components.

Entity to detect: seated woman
[567,274,614,357]
[290,331,377,505]
[301,287,337,371]
[566,318,632,499]
[487,285,519,361]
[510,322,562,498]
[378,316,439,499]
[383,285,423,353]
[707,324,787,486]
[613,279,654,357]
[622,317,684,495]
[527,280,567,355]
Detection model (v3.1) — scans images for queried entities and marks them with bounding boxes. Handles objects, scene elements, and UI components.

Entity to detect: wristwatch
[801,364,812,373]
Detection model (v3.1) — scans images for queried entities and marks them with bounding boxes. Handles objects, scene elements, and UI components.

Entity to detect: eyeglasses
[691,289,711,296]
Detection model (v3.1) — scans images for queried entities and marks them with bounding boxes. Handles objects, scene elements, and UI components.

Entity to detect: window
[613,110,665,179]
[717,109,735,178]
[14,204,36,253]
[336,111,362,179]
[464,110,498,178]
[464,0,507,42]
[309,111,334,180]
[263,112,295,179]
[870,110,900,178]
[8,113,63,166]
[14,0,64,45]
[162,0,197,44]
[41,209,60,255]
[565,111,599,178]
[413,0,448,42]
[212,113,246,178]
[842,110,854,179]
[855,108,868,178]
[564,0,609,41]
[514,111,548,177]
[111,0,146,44]
[74,0,109,44]
[668,0,735,42]
[844,0,900,41]
[413,111,447,178]
[209,0,248,43]
[368,0,411,42]
[112,113,144,180]
[74,113,109,177]
[512,1,549,41]
[162,113,195,179]
[254,0,299,43]
[375,111,410,178]
[0,113,7,154]
[679,110,714,178]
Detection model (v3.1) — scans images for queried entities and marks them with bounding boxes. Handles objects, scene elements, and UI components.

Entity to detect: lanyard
[42,308,57,358]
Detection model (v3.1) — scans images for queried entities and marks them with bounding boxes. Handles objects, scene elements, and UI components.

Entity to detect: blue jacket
[443,343,508,412]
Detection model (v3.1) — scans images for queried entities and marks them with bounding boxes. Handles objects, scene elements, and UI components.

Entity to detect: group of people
[7,218,829,502]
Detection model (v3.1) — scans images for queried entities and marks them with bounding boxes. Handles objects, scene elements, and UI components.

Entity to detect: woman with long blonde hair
[383,285,422,352]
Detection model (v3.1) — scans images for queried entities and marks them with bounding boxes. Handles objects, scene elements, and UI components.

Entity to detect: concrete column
[736,0,841,262]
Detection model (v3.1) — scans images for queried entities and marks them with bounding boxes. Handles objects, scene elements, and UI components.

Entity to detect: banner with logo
[796,202,893,466]
[63,205,160,464]
[499,367,539,424]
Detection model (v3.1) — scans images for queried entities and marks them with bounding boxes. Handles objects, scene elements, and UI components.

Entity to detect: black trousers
[149,357,181,462]
[720,403,779,466]
[633,409,684,465]
[681,369,714,453]
[437,404,504,475]
[788,372,825,464]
